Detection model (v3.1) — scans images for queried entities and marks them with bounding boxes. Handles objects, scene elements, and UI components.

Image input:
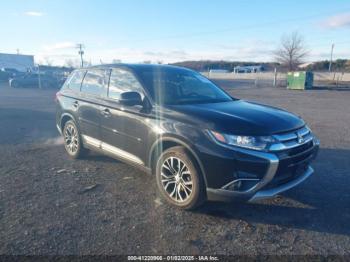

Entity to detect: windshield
[135,67,233,105]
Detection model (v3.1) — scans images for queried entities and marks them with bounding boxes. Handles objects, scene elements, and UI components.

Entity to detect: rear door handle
[73,101,79,108]
[101,108,111,117]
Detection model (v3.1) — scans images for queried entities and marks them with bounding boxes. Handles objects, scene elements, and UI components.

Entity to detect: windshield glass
[135,66,233,105]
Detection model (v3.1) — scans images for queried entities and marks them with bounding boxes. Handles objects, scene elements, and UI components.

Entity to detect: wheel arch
[60,113,78,132]
[148,136,208,188]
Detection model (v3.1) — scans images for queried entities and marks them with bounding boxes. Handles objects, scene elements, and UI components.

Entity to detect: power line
[309,40,350,48]
[113,8,350,44]
[329,43,334,72]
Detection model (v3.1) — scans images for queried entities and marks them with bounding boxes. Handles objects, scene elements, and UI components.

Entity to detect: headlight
[209,130,276,151]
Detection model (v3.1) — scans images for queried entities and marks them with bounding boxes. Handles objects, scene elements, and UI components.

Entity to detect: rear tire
[156,146,206,210]
[62,120,87,159]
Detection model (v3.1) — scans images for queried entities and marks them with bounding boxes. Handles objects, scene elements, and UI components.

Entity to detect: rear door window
[81,69,108,97]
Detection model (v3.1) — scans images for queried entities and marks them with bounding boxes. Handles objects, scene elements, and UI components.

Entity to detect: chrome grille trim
[273,126,310,142]
[298,126,310,137]
[270,126,314,151]
[273,132,297,142]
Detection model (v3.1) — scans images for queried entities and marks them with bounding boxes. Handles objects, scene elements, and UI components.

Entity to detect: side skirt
[82,135,152,175]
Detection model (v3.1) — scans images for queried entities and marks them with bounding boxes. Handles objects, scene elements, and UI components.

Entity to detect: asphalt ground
[0,81,349,255]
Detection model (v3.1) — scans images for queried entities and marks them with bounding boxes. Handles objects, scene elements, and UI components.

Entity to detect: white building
[233,65,264,73]
[0,53,34,72]
[209,69,229,73]
[298,62,314,69]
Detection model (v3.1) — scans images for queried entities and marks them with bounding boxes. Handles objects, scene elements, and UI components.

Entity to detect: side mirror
[120,91,143,106]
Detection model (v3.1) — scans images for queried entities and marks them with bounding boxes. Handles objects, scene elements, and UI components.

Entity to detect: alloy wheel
[64,123,79,154]
[161,156,193,203]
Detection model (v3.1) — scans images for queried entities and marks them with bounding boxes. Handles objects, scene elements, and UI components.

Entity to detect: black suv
[56,64,319,209]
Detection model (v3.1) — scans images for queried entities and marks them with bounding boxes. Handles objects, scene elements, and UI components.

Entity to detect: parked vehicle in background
[1,68,21,80]
[1,67,21,76]
[0,71,9,82]
[9,73,62,88]
[56,64,319,210]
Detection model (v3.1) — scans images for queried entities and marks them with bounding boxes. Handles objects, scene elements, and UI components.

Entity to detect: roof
[234,65,263,69]
[0,53,34,58]
[298,62,314,69]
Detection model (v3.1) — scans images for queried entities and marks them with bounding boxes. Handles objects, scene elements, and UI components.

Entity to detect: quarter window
[65,70,86,91]
[81,70,107,96]
[108,69,144,100]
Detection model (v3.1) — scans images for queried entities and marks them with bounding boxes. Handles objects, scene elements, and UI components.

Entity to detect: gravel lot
[1,81,350,256]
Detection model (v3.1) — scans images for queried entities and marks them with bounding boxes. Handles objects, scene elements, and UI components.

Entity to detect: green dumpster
[287,71,313,90]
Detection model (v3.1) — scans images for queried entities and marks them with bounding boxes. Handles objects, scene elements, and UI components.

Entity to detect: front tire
[62,120,86,159]
[156,146,206,210]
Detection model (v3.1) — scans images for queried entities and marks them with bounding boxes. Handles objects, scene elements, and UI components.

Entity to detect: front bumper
[56,123,62,135]
[205,137,319,202]
[249,166,313,201]
[207,166,314,202]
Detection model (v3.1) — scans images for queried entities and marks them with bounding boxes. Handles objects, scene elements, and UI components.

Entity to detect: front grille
[266,127,317,188]
[272,126,313,151]
[288,140,313,156]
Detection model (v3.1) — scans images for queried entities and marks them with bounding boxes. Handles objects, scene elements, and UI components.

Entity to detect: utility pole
[273,67,277,87]
[37,64,42,89]
[76,44,85,68]
[329,43,334,72]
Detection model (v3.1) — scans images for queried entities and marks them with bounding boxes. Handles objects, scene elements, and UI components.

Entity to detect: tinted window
[65,70,85,91]
[136,67,232,105]
[81,70,107,96]
[108,68,144,100]
[181,75,218,97]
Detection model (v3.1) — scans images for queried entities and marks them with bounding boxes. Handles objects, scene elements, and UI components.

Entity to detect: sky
[1,0,350,66]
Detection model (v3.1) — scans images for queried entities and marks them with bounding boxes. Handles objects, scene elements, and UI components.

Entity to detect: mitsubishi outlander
[56,64,319,209]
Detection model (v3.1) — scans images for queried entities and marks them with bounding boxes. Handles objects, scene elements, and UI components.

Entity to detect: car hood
[167,100,304,136]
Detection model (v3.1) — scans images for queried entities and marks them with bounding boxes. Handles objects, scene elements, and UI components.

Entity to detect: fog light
[223,178,260,192]
[226,180,242,191]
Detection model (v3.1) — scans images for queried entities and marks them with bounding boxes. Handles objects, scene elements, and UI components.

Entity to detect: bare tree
[274,31,308,71]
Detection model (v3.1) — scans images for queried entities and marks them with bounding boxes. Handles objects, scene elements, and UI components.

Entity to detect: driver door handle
[72,101,79,108]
